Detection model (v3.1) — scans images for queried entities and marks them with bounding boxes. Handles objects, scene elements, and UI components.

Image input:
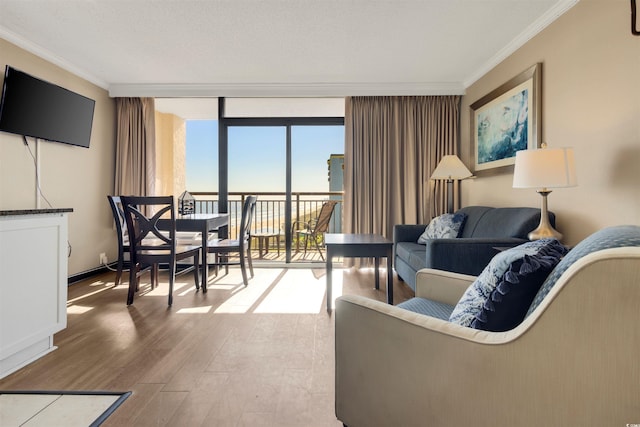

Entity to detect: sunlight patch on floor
[204,283,237,291]
[142,280,191,297]
[67,284,113,304]
[67,305,94,315]
[213,269,282,314]
[254,268,326,314]
[208,268,344,314]
[176,306,213,314]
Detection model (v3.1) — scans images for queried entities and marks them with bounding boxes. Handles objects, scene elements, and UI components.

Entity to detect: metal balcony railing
[190,191,343,257]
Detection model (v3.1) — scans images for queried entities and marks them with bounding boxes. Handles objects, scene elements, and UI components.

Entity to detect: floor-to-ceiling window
[158,97,345,265]
[221,98,344,263]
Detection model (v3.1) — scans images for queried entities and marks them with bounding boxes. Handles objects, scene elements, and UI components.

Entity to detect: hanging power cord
[102,258,125,272]
[24,135,73,257]
[23,136,54,208]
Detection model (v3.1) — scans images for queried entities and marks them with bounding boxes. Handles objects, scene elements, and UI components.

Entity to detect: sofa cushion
[526,225,640,317]
[397,298,455,321]
[457,206,546,239]
[449,239,568,331]
[417,212,467,243]
[395,242,429,273]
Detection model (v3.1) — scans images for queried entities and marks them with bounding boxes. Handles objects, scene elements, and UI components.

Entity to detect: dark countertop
[0,208,73,216]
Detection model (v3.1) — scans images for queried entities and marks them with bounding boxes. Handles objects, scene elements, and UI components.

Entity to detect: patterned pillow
[449,239,569,331]
[417,212,467,243]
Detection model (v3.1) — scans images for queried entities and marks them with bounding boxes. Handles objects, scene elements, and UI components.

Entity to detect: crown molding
[0,26,109,89]
[3,0,579,98]
[108,82,465,98]
[463,0,580,88]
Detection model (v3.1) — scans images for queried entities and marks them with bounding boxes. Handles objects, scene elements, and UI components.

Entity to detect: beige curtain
[343,96,461,240]
[114,97,156,196]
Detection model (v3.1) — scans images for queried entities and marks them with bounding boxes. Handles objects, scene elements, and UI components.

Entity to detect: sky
[186,121,344,193]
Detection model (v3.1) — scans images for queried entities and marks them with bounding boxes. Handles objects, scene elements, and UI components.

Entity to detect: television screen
[0,66,95,148]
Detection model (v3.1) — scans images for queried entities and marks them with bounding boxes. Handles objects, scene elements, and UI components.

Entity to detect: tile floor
[0,392,125,426]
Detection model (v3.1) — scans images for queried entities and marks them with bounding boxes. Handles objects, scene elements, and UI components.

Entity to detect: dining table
[158,212,229,290]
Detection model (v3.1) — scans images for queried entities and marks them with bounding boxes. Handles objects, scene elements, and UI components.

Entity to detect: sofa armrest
[393,224,427,244]
[425,237,528,276]
[415,268,475,305]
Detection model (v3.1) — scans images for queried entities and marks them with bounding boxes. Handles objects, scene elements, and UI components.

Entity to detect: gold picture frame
[470,63,542,176]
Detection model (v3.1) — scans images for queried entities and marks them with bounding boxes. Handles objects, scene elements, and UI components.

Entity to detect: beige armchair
[335,228,640,426]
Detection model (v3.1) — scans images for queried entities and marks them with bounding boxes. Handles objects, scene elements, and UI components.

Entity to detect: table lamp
[430,155,473,213]
[512,145,577,240]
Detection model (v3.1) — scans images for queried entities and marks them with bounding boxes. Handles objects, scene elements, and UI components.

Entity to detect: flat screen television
[0,65,95,148]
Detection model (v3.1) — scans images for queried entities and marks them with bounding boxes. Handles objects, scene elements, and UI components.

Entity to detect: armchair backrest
[526,225,640,316]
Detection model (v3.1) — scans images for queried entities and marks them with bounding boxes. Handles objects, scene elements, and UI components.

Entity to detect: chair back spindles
[120,195,201,306]
[207,195,257,287]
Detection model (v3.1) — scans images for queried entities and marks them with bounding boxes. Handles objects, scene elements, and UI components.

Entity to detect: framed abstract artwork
[470,63,542,175]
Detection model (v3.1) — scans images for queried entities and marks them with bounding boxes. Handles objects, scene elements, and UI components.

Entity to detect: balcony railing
[190,191,343,259]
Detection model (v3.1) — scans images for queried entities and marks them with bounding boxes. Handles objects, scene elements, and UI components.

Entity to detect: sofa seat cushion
[417,212,467,243]
[395,242,429,273]
[397,298,454,321]
[449,239,569,331]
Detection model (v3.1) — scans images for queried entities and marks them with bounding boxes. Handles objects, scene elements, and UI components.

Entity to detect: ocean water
[194,197,334,233]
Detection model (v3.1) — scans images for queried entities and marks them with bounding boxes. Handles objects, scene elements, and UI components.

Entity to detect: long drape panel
[343,96,461,243]
[115,97,156,196]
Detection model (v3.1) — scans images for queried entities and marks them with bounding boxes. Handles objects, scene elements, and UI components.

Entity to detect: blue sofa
[393,206,554,290]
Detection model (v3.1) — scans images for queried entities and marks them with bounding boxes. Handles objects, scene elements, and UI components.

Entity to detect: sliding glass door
[227,125,287,259]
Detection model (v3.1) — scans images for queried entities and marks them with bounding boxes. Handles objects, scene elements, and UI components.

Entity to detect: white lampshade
[513,147,577,189]
[430,155,473,180]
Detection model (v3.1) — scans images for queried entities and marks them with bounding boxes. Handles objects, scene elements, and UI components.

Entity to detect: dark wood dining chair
[107,195,149,288]
[120,195,202,306]
[207,195,257,287]
[292,200,338,261]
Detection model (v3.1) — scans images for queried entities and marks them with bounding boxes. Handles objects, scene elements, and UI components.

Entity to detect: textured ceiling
[0,0,578,97]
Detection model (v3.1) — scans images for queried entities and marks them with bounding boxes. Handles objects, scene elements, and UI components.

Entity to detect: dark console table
[325,233,394,313]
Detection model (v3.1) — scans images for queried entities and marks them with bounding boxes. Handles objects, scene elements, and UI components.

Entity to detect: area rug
[0,390,131,427]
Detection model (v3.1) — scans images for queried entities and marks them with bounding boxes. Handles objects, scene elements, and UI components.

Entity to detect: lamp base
[446,179,454,213]
[528,225,563,241]
[529,190,563,241]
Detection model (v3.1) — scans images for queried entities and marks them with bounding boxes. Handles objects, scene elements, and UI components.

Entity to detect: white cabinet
[0,209,71,379]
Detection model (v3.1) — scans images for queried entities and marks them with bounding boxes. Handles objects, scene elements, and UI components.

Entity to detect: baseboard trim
[68,264,113,285]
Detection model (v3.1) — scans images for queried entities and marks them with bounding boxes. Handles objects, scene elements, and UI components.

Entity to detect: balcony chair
[120,195,202,306]
[292,200,338,261]
[207,195,257,287]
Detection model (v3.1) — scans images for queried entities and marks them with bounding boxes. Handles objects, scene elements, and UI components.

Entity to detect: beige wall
[1,0,637,275]
[0,38,117,276]
[155,111,187,200]
[460,0,640,246]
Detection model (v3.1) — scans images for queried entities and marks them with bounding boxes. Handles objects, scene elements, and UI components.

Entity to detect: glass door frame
[217,98,344,263]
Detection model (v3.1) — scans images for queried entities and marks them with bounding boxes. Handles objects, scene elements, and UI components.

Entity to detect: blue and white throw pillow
[449,239,568,331]
[417,212,467,243]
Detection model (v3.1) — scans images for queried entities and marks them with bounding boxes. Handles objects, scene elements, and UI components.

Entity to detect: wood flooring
[0,266,413,426]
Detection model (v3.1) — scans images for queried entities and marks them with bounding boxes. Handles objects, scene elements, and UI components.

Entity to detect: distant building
[327,154,344,232]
